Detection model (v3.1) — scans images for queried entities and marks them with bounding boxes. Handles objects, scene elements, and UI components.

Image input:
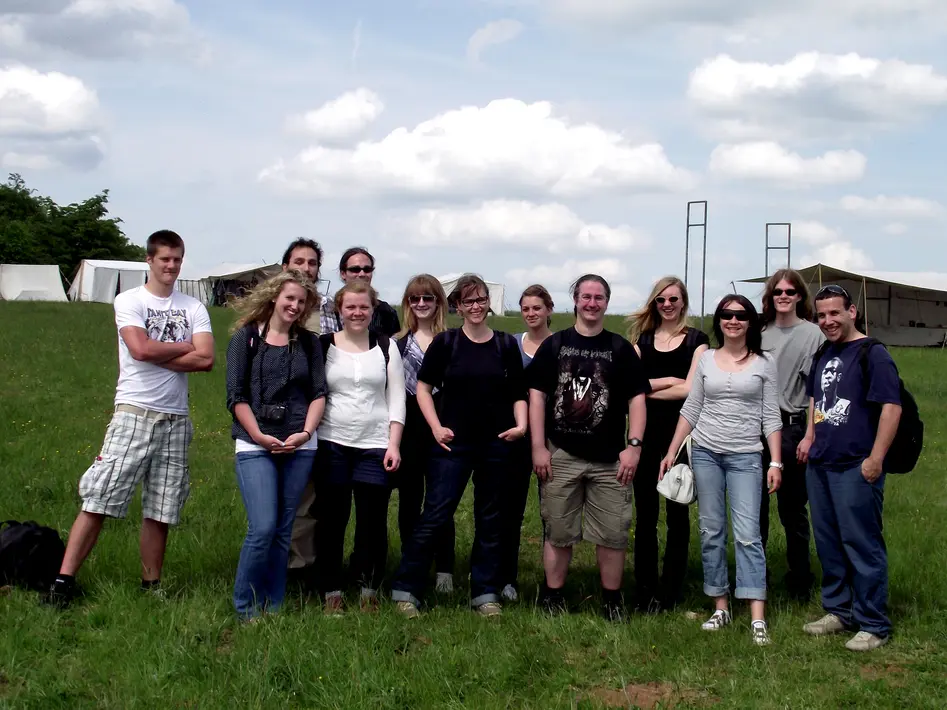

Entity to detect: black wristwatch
[628,438,643,448]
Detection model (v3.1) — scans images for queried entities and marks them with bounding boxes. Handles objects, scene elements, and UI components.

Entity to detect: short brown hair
[146,230,184,257]
[447,273,491,311]
[762,268,813,324]
[334,280,379,312]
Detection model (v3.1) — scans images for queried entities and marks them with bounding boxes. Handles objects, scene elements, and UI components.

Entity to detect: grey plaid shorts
[78,405,194,525]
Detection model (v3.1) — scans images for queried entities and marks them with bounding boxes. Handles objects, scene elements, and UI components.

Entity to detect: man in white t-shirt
[45,230,215,608]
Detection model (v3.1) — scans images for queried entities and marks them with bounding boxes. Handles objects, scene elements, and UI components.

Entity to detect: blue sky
[2,0,945,312]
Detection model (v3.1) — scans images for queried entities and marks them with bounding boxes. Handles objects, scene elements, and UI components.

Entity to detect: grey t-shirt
[761,320,825,413]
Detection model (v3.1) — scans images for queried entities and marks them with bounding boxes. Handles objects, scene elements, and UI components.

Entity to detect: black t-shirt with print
[528,326,651,463]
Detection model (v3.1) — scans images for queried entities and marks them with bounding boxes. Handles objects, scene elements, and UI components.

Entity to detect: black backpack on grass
[813,337,924,474]
[0,520,65,591]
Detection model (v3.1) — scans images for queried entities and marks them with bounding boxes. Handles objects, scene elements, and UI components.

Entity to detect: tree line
[0,174,146,285]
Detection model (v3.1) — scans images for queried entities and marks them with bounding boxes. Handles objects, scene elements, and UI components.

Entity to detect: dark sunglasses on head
[655,296,680,305]
[345,265,375,274]
[408,294,436,305]
[816,284,850,300]
[720,309,751,322]
[772,288,797,297]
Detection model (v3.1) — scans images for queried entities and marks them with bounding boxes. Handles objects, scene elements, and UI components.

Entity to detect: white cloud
[0,0,202,59]
[709,142,866,186]
[840,194,944,218]
[793,220,842,245]
[261,98,696,199]
[801,242,874,270]
[393,200,650,254]
[0,65,103,169]
[506,257,643,310]
[467,19,523,63]
[286,89,384,144]
[689,53,947,140]
[883,223,909,236]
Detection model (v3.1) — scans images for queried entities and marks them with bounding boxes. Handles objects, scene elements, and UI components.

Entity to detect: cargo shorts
[78,404,193,525]
[539,443,633,549]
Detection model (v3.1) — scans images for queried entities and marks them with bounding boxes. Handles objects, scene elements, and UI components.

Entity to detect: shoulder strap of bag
[369,332,391,390]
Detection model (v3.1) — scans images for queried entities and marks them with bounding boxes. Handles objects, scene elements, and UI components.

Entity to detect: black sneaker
[602,600,627,623]
[539,588,568,616]
[43,577,79,609]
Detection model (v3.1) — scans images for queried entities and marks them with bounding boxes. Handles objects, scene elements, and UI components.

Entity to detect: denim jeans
[392,439,513,607]
[692,444,767,600]
[807,461,890,636]
[233,449,316,619]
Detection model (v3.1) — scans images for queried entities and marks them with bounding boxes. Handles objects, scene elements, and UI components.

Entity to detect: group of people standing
[43,231,905,653]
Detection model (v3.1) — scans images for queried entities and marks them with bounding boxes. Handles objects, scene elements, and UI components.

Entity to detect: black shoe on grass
[43,576,79,609]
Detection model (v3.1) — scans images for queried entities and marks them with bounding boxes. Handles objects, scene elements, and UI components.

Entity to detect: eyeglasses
[344,265,375,274]
[409,294,436,305]
[816,284,850,300]
[655,296,680,305]
[460,297,489,308]
[772,288,797,297]
[719,310,751,322]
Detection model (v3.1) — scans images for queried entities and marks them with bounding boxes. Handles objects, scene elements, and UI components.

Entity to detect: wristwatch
[629,438,643,448]
[769,462,784,470]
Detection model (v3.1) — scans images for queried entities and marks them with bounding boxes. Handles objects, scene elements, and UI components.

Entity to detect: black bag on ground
[0,520,65,591]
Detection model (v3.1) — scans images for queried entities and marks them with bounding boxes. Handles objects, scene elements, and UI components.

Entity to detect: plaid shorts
[78,405,194,525]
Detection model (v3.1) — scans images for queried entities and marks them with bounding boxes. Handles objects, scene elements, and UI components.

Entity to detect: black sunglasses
[655,296,680,305]
[816,284,850,300]
[772,288,797,297]
[719,309,751,322]
[408,294,436,305]
[344,265,375,274]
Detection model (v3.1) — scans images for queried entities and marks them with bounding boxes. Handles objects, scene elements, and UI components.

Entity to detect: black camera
[259,404,287,423]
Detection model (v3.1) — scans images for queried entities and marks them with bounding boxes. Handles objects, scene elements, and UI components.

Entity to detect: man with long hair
[45,230,215,608]
[759,268,824,600]
[319,247,400,337]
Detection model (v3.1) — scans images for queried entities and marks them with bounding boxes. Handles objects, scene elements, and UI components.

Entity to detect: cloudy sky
[2,0,946,312]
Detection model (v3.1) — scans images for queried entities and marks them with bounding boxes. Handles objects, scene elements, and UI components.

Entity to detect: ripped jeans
[691,444,767,601]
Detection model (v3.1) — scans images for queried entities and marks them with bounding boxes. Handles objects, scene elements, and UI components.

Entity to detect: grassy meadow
[1,301,945,709]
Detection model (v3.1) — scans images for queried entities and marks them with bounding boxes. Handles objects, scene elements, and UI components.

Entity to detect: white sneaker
[751,620,771,646]
[803,613,845,636]
[701,609,731,631]
[501,584,518,602]
[475,601,503,618]
[396,601,420,619]
[435,573,454,594]
[845,631,888,652]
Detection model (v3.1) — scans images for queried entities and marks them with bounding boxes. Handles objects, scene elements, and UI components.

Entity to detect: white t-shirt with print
[113,286,213,415]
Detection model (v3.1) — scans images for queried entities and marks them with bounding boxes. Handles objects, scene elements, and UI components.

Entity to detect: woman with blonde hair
[394,274,456,594]
[225,269,327,621]
[627,276,709,613]
[314,280,406,614]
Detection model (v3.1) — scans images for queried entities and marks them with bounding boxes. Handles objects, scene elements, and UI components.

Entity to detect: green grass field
[1,302,945,709]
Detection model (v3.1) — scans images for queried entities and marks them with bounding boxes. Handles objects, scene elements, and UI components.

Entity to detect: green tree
[0,173,146,286]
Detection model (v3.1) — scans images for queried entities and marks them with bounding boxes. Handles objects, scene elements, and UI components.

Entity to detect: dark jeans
[761,416,814,593]
[806,461,890,636]
[396,401,455,575]
[314,445,392,594]
[633,440,690,609]
[392,439,513,607]
[499,441,532,589]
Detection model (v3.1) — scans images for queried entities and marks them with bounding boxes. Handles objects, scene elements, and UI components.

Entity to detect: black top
[226,324,328,443]
[637,327,710,438]
[528,327,651,463]
[418,328,526,446]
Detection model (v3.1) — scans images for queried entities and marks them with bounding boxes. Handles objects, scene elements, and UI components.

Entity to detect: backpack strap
[396,333,410,358]
[368,332,391,390]
[318,332,335,366]
[684,327,700,348]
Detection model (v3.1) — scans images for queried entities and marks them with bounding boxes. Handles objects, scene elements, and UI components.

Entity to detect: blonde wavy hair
[626,276,690,343]
[230,269,320,333]
[398,274,448,338]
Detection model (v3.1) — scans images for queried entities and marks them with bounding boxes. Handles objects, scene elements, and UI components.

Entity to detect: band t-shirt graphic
[806,339,900,470]
[114,286,212,415]
[529,327,650,463]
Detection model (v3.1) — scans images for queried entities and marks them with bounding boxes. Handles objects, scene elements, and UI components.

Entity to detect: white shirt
[113,286,212,415]
[319,339,407,449]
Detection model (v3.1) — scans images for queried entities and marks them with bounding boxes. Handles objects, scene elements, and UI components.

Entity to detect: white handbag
[656,436,697,505]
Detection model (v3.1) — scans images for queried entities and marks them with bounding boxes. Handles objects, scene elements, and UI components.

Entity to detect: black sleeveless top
[637,327,709,437]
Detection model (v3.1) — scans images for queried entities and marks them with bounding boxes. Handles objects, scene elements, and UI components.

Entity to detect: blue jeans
[692,445,767,600]
[392,439,512,607]
[806,461,890,636]
[233,449,316,619]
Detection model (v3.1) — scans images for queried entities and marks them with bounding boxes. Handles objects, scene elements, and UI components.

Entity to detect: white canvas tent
[69,259,150,303]
[438,273,506,315]
[0,264,67,301]
[741,263,947,347]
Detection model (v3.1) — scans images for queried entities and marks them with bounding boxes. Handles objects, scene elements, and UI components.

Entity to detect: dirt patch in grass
[586,682,716,709]
[216,628,234,655]
[859,664,907,686]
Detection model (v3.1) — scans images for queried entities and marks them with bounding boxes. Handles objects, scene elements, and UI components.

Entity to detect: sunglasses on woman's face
[720,310,751,322]
[655,296,680,305]
[461,297,489,308]
[344,265,375,274]
[409,294,436,305]
[773,288,798,297]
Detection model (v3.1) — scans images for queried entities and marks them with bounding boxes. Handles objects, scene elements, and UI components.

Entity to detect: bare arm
[120,326,194,364]
[417,381,443,433]
[765,429,782,493]
[797,397,816,463]
[233,402,264,443]
[161,332,215,372]
[529,389,552,480]
[649,344,709,400]
[617,393,647,484]
[513,399,528,432]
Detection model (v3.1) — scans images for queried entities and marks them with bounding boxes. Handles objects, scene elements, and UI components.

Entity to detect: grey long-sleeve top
[679,350,782,454]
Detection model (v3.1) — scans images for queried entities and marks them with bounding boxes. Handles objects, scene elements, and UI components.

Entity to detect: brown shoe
[359,594,379,613]
[324,593,344,616]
